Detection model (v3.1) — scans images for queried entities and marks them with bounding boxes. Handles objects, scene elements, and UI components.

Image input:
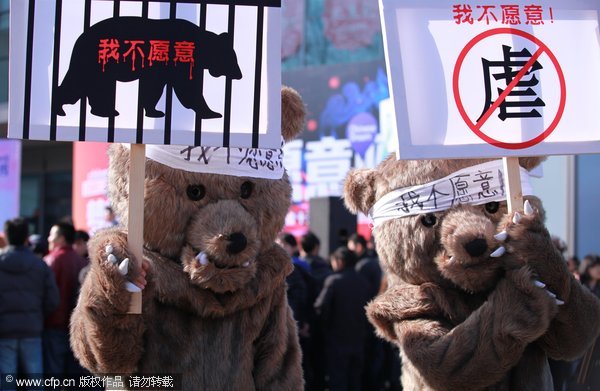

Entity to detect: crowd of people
[0,217,101,390]
[277,231,402,391]
[1,214,599,391]
[548,237,600,391]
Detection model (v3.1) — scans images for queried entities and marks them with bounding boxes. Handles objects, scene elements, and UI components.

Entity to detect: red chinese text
[98,39,196,79]
[453,4,554,25]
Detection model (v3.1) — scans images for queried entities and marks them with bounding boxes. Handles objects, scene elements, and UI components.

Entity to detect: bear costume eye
[187,184,206,201]
[484,202,500,214]
[240,181,254,199]
[421,214,437,227]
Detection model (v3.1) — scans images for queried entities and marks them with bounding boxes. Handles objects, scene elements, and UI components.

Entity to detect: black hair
[579,254,600,286]
[300,231,320,254]
[4,218,29,246]
[278,232,297,248]
[74,230,90,243]
[331,246,359,268]
[348,233,367,248]
[53,222,76,245]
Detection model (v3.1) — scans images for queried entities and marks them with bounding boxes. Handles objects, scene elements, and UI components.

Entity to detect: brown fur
[70,88,306,390]
[344,155,600,391]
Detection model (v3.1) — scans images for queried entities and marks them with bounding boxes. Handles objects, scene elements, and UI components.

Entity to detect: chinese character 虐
[479,45,545,122]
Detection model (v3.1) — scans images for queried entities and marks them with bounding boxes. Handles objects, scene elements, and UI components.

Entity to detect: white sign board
[9,0,282,149]
[380,0,600,159]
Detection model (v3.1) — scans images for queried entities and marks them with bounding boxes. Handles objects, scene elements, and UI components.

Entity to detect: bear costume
[344,156,600,391]
[70,87,305,390]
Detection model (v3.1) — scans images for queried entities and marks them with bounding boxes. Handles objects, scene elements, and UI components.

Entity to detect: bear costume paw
[82,228,149,314]
[494,200,569,303]
[105,244,144,293]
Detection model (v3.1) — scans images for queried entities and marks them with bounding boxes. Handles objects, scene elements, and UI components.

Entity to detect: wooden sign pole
[127,144,145,314]
[502,156,524,214]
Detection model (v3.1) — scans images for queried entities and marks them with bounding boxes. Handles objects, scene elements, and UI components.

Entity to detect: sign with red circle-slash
[453,28,566,150]
[379,0,600,159]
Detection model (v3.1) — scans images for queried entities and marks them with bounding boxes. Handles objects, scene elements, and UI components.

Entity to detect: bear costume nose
[464,238,487,257]
[225,232,247,254]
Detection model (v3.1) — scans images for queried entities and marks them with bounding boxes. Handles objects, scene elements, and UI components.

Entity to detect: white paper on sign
[379,0,600,159]
[8,0,282,149]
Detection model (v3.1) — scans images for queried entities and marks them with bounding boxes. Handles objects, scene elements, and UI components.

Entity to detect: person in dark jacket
[347,233,385,389]
[300,231,332,391]
[348,233,382,299]
[314,247,370,391]
[0,218,59,383]
[43,222,87,378]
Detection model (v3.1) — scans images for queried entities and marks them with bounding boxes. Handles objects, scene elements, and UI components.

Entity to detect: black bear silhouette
[55,16,242,119]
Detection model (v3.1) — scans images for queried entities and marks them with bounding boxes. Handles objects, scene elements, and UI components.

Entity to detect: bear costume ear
[518,156,546,171]
[281,86,305,142]
[343,168,377,216]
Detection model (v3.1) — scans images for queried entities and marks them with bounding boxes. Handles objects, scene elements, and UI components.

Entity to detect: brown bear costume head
[106,87,305,293]
[344,156,544,293]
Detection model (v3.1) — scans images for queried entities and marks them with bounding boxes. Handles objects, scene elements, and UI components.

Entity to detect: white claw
[118,258,129,276]
[448,256,455,264]
[242,261,250,268]
[512,212,522,224]
[524,200,534,216]
[196,252,209,266]
[490,246,506,258]
[107,254,118,264]
[533,280,546,288]
[105,244,114,254]
[494,231,508,242]
[545,289,557,299]
[555,299,565,306]
[125,281,142,293]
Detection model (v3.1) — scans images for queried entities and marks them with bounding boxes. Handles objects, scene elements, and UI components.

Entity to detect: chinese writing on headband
[395,169,505,214]
[179,146,284,172]
[453,4,555,25]
[98,39,196,79]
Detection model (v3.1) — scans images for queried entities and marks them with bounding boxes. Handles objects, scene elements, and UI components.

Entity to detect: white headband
[368,160,534,227]
[125,143,285,179]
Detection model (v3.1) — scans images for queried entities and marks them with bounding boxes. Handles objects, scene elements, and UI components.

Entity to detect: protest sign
[380,0,600,159]
[9,0,282,313]
[9,0,281,149]
[379,0,600,211]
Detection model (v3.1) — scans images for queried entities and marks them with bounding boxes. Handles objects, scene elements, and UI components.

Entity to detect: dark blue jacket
[314,268,370,351]
[0,245,60,338]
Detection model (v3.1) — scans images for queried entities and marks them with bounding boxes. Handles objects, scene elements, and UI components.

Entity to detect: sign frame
[379,0,600,159]
[9,0,282,149]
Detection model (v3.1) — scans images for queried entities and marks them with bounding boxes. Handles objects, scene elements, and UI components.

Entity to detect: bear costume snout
[436,204,506,293]
[182,200,260,293]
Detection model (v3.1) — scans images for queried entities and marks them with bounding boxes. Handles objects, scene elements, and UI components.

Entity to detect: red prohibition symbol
[453,28,566,149]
